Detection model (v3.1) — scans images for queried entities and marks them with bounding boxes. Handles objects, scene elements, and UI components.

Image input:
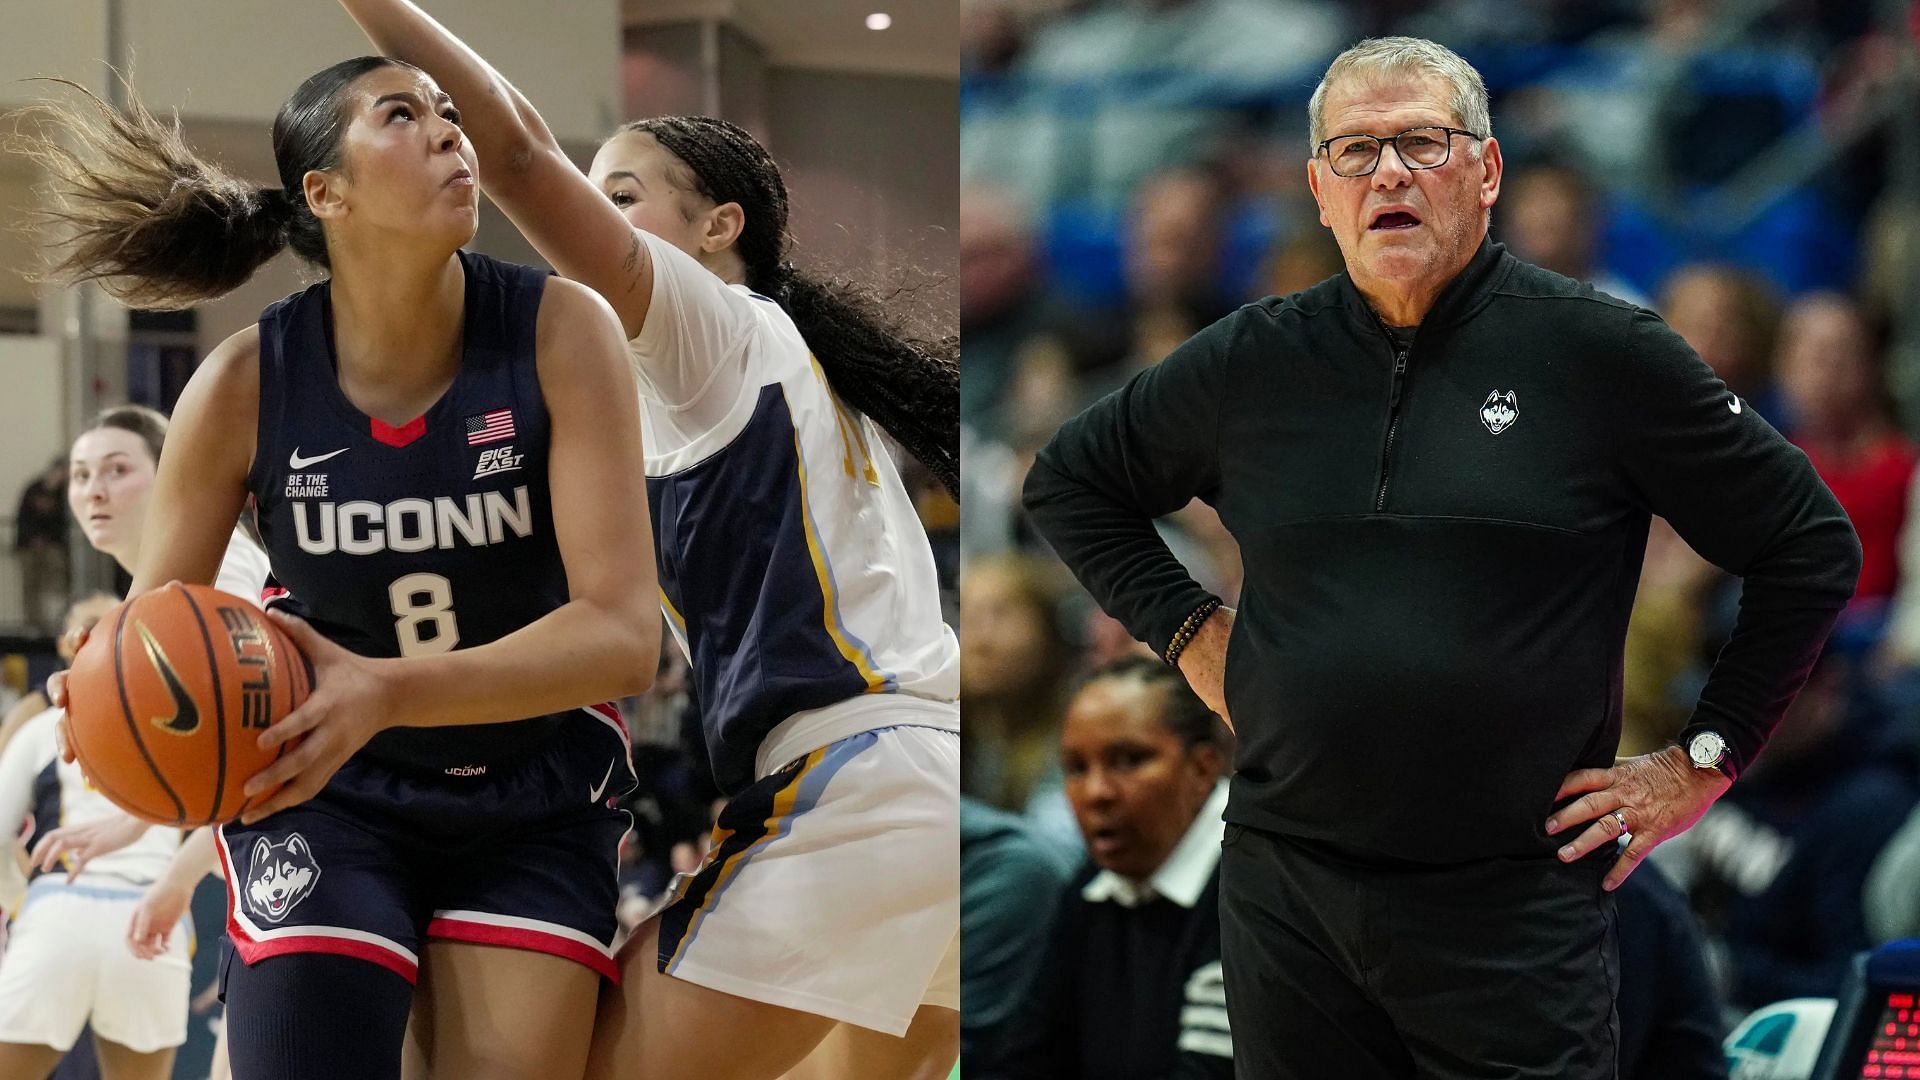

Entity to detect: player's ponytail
[12,79,297,310]
[14,57,419,310]
[629,117,959,499]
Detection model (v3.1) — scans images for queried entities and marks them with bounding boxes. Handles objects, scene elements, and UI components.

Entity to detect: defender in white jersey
[0,706,192,1069]
[633,229,959,1028]
[0,408,269,1080]
[341,4,960,1077]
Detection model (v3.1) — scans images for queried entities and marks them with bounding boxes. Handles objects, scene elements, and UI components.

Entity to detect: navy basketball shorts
[215,704,635,984]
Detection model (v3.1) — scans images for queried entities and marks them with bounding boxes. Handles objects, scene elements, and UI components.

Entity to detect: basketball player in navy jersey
[20,58,659,1080]
[341,4,960,1078]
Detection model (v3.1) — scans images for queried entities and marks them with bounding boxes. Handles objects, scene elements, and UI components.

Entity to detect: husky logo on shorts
[246,833,321,923]
[1480,390,1518,434]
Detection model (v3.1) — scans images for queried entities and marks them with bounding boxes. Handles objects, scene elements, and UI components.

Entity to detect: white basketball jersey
[0,709,179,912]
[0,532,268,912]
[629,232,958,794]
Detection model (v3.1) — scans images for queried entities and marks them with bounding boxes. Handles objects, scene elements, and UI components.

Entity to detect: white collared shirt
[1081,780,1229,909]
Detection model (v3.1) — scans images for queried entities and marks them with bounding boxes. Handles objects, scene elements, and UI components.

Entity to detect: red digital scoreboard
[1859,993,1920,1078]
[1815,942,1920,1080]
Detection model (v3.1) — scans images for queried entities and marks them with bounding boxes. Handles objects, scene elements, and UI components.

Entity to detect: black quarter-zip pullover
[1023,238,1861,864]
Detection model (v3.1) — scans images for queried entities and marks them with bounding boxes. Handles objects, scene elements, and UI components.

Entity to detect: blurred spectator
[1865,793,1920,945]
[960,553,1076,816]
[991,658,1233,1079]
[1620,517,1720,757]
[1658,264,1785,428]
[1113,167,1241,373]
[961,185,1081,440]
[1397,0,1636,46]
[1777,293,1914,607]
[1497,164,1648,305]
[962,0,1033,77]
[960,795,1078,1074]
[1259,225,1345,298]
[13,457,69,634]
[963,0,1349,208]
[1860,196,1919,350]
[1652,653,1918,1011]
[1866,780,1920,941]
[1616,862,1731,1080]
[1082,609,1155,670]
[960,427,1028,558]
[999,167,1251,451]
[0,594,116,762]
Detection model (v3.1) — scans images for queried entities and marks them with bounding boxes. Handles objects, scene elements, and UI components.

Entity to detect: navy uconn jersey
[249,251,570,771]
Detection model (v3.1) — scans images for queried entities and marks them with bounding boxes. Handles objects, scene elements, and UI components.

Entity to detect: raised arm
[338,0,656,338]
[1612,309,1860,779]
[1023,312,1237,652]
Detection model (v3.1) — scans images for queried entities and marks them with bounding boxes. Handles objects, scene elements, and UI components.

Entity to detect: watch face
[1689,732,1726,767]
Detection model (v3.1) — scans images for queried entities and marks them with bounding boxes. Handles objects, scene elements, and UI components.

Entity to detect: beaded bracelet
[1163,598,1222,667]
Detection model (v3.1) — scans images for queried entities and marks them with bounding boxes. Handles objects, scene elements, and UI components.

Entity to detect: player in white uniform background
[0,406,268,1080]
[341,3,960,1077]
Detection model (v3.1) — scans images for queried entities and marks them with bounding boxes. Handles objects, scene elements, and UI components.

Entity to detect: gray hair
[1307,37,1491,153]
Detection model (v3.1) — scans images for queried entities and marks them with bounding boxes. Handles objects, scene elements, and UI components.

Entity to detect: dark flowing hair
[624,116,959,498]
[11,57,416,309]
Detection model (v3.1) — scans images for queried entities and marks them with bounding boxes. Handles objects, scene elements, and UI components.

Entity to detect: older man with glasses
[1023,36,1860,1079]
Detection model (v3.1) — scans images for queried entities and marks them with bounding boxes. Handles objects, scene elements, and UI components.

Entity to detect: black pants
[1220,822,1619,1080]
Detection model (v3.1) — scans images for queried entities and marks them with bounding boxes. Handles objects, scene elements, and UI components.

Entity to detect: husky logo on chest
[1480,390,1519,434]
[245,833,320,924]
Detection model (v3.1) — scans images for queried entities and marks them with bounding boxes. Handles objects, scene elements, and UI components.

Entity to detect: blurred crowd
[961,0,1920,1074]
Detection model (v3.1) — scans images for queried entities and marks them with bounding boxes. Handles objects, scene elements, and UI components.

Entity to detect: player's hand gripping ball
[64,583,312,826]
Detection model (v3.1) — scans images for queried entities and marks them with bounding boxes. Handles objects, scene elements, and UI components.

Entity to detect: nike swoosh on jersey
[137,622,200,736]
[289,446,350,469]
[589,759,616,803]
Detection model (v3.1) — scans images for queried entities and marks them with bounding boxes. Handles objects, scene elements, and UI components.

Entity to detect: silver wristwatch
[1685,730,1729,773]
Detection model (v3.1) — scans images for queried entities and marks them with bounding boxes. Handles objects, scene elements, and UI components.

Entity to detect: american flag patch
[465,409,514,445]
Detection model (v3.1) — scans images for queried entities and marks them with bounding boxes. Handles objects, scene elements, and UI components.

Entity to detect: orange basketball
[66,583,311,826]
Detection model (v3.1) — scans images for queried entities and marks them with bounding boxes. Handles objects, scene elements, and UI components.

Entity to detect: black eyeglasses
[1316,126,1483,178]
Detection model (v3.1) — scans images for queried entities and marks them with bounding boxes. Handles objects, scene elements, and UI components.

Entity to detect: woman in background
[0,406,269,1080]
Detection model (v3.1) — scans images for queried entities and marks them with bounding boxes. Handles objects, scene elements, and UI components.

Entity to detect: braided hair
[1081,655,1232,755]
[622,117,958,498]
